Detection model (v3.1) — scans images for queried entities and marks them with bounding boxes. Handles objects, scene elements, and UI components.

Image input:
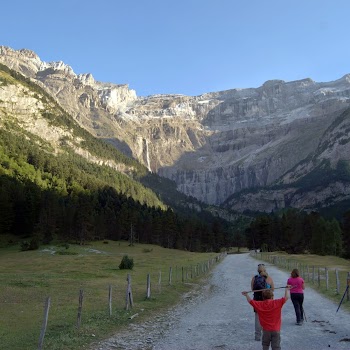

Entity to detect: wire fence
[250,251,350,301]
[1,252,226,350]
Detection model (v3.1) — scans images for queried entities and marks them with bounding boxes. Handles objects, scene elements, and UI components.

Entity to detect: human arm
[284,285,292,301]
[242,291,252,302]
[251,276,255,291]
[267,276,275,291]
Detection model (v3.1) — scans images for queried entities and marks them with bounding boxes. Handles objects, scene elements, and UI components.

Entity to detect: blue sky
[1,1,350,97]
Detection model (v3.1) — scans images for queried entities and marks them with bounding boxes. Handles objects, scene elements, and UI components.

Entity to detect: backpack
[253,274,267,301]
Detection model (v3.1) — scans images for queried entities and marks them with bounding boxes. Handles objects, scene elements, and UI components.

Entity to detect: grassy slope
[0,241,219,350]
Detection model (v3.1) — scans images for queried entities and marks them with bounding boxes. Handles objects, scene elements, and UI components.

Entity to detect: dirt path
[93,253,350,350]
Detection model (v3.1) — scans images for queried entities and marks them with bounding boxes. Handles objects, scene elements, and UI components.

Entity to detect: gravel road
[93,253,350,350]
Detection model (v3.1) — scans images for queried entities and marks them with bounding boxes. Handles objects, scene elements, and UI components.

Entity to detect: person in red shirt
[242,286,292,350]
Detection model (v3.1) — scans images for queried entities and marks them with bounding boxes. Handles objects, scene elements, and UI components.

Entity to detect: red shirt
[249,298,286,331]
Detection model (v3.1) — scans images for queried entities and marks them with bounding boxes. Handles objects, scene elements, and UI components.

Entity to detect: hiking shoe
[295,322,303,326]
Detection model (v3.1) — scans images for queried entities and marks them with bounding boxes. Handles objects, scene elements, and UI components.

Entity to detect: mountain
[224,107,350,215]
[0,61,235,251]
[1,46,350,215]
[0,61,168,209]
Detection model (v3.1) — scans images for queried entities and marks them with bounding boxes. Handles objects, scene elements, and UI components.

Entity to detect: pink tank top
[287,276,304,293]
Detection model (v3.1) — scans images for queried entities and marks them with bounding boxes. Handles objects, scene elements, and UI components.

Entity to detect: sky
[1,0,350,97]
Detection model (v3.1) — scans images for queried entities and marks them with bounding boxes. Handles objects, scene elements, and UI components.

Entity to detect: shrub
[119,255,134,270]
[20,238,39,251]
[57,251,78,255]
[59,243,70,249]
[20,241,30,251]
[142,248,153,253]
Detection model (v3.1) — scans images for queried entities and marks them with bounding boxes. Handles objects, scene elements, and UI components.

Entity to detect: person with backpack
[242,286,292,350]
[287,268,305,325]
[251,264,275,341]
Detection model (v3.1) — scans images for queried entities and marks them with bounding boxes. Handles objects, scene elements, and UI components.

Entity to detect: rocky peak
[77,73,95,86]
[0,47,137,118]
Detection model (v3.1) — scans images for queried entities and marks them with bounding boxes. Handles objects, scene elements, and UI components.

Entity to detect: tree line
[245,209,350,258]
[0,127,230,252]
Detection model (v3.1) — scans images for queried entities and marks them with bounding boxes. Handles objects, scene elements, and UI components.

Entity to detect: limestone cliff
[2,46,350,213]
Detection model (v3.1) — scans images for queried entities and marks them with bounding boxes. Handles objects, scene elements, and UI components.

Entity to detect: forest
[245,209,350,258]
[0,127,231,252]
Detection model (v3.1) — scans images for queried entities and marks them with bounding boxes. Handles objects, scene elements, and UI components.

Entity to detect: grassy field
[0,241,220,350]
[251,251,350,312]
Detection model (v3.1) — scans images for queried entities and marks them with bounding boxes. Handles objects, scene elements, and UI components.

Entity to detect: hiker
[242,286,292,350]
[287,268,305,325]
[251,264,275,341]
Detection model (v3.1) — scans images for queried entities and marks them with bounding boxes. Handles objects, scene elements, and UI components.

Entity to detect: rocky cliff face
[1,46,350,212]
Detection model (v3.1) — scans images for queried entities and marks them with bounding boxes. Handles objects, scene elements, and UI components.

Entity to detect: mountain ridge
[1,46,350,214]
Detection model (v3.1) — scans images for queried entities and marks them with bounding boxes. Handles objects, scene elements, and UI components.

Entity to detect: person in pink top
[287,268,305,325]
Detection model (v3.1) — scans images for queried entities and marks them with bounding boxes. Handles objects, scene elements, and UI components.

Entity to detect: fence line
[34,252,226,349]
[251,251,350,297]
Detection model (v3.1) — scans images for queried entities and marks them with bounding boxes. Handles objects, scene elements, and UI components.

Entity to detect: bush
[119,255,134,270]
[58,243,70,249]
[20,238,39,251]
[57,251,78,255]
[20,241,30,251]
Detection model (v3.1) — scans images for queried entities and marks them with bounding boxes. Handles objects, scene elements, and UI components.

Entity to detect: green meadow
[3,243,348,350]
[0,241,219,350]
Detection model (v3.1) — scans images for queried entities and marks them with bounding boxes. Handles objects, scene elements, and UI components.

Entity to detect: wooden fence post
[108,285,112,316]
[77,289,84,329]
[325,268,329,290]
[336,269,340,295]
[125,274,134,310]
[158,271,162,293]
[312,266,315,284]
[38,296,50,350]
[182,267,184,283]
[347,272,350,301]
[317,268,321,287]
[146,273,151,299]
[168,267,172,285]
[307,266,310,282]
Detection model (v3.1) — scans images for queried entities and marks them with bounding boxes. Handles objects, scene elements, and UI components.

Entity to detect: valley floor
[91,253,350,350]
